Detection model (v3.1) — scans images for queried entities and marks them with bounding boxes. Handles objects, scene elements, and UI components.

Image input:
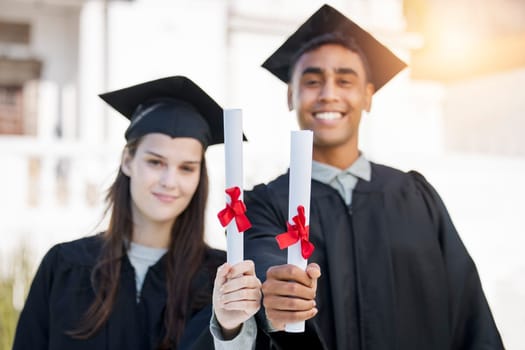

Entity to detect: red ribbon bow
[275,205,314,259]
[217,186,252,232]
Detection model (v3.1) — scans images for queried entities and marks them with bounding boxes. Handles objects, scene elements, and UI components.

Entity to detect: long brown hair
[70,137,209,348]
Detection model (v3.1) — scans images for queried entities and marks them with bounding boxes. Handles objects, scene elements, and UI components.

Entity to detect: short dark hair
[288,32,373,85]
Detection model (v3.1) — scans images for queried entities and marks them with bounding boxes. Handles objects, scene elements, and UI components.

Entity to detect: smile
[314,112,344,120]
[153,193,177,203]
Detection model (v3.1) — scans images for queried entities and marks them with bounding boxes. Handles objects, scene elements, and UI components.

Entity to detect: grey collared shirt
[311,155,372,206]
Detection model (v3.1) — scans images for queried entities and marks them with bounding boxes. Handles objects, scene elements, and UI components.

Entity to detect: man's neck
[312,145,359,170]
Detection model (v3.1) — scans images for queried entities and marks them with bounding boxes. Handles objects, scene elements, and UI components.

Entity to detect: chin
[146,211,179,225]
[314,137,343,146]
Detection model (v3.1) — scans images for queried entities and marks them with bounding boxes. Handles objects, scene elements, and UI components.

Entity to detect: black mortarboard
[262,4,407,92]
[99,76,235,148]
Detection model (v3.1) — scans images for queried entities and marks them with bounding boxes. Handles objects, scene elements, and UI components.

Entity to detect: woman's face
[121,133,203,228]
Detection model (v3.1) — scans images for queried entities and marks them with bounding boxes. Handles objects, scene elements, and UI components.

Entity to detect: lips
[314,111,344,120]
[152,192,177,203]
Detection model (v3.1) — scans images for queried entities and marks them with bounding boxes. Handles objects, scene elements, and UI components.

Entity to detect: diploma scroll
[286,130,313,332]
[223,109,245,265]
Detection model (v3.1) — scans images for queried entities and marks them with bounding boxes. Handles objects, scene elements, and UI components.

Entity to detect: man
[244,4,504,350]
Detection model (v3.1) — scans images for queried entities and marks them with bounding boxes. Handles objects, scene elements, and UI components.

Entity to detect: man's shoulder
[371,162,408,179]
[368,162,429,192]
[247,172,290,196]
[368,163,444,208]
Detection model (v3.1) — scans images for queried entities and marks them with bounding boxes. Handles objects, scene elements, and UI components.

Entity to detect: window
[0,85,23,135]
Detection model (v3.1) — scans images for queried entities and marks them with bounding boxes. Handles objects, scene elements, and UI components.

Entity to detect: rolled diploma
[224,109,244,265]
[286,130,313,332]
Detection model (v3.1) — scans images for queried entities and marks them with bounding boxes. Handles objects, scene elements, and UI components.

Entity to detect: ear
[120,148,132,176]
[364,83,374,113]
[287,84,294,111]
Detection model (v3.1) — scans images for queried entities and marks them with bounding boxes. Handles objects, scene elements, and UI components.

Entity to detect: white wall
[0,1,83,259]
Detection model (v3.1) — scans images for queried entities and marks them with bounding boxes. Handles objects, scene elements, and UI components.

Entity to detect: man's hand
[213,260,262,339]
[261,263,321,330]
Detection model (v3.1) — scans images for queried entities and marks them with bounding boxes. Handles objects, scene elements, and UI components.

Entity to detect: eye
[338,77,354,86]
[180,165,197,173]
[305,79,320,86]
[301,74,322,87]
[147,158,164,167]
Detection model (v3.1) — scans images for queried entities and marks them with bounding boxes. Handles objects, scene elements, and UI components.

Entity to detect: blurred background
[0,0,523,348]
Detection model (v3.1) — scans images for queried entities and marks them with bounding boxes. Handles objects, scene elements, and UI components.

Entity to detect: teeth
[315,112,342,120]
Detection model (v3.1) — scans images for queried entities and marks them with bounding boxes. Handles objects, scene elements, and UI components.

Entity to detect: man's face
[288,44,374,151]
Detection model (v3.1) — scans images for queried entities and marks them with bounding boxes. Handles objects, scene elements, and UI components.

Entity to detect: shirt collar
[312,154,371,184]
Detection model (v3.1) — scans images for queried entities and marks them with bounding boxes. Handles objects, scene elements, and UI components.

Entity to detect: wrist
[220,323,242,340]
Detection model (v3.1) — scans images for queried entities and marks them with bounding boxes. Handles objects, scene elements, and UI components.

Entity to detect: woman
[13,76,260,349]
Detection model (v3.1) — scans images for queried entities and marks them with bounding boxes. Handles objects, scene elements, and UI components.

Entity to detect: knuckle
[287,282,299,295]
[261,281,274,294]
[284,265,296,277]
[246,259,255,269]
[266,265,277,278]
[284,298,297,309]
[262,296,275,308]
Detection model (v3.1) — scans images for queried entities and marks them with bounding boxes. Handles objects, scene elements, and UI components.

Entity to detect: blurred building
[0,0,523,347]
[405,0,525,156]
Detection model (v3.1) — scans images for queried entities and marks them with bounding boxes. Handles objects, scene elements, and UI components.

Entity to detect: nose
[159,167,177,190]
[319,80,339,103]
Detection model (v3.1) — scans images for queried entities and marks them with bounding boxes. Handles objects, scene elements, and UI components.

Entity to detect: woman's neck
[131,220,172,249]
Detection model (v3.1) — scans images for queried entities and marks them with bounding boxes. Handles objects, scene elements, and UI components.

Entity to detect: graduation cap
[262,4,407,92]
[99,76,239,148]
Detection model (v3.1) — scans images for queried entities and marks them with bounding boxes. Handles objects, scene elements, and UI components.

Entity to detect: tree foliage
[0,243,33,350]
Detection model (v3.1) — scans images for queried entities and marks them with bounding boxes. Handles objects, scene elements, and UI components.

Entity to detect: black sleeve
[12,245,61,350]
[244,183,289,283]
[411,171,504,350]
[244,182,324,350]
[178,305,214,350]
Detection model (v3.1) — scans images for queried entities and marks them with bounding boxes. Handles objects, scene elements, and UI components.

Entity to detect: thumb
[306,262,321,291]
[306,262,321,280]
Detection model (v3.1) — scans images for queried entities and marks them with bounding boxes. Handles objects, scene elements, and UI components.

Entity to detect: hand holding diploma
[261,130,319,332]
[214,109,261,341]
[213,261,261,339]
[261,263,320,331]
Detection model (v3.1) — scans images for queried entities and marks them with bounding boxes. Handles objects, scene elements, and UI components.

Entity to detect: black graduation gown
[244,163,504,350]
[12,235,225,350]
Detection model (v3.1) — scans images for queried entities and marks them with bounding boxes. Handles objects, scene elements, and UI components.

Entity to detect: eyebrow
[301,67,359,77]
[301,67,323,76]
[145,150,167,159]
[335,67,358,76]
[144,151,201,164]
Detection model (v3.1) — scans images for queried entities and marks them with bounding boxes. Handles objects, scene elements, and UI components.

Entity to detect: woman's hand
[213,260,262,339]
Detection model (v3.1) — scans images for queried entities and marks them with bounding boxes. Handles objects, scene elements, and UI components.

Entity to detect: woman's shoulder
[203,246,226,269]
[47,234,104,268]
